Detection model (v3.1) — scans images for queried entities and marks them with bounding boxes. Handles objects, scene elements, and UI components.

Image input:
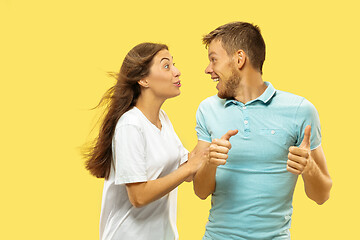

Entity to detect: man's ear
[138,79,149,88]
[235,50,246,70]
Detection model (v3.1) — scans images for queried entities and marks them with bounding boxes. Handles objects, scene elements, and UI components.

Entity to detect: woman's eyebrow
[160,56,173,62]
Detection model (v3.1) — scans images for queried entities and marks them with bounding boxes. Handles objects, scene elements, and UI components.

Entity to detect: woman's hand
[187,147,210,177]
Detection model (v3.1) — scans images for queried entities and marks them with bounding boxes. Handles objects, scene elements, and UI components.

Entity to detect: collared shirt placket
[241,103,251,138]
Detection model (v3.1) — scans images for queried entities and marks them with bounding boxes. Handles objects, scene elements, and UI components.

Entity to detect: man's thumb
[221,129,239,141]
[300,125,311,148]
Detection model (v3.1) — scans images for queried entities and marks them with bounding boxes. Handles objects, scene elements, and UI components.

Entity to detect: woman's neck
[135,93,164,129]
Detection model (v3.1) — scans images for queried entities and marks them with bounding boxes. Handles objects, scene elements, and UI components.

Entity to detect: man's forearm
[192,133,236,200]
[302,158,332,205]
[193,161,217,200]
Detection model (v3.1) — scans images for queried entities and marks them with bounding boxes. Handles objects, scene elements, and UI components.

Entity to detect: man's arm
[193,140,214,200]
[193,130,238,200]
[287,125,332,205]
[302,145,332,204]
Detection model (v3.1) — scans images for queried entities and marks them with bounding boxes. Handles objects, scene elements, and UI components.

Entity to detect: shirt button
[243,106,246,110]
[271,130,276,135]
[244,120,248,124]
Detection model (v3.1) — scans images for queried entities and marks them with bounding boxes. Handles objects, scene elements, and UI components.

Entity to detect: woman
[84,42,206,240]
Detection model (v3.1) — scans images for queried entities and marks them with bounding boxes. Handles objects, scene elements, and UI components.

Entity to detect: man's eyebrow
[208,52,216,57]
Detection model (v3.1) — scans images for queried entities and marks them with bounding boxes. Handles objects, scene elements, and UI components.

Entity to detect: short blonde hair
[203,22,266,74]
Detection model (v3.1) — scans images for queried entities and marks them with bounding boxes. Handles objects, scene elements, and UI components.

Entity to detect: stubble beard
[217,69,241,99]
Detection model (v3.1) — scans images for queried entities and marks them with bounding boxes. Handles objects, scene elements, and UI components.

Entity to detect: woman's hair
[84,42,168,179]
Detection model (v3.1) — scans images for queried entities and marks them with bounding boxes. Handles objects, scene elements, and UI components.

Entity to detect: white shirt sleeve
[174,133,189,166]
[160,109,189,166]
[113,124,148,185]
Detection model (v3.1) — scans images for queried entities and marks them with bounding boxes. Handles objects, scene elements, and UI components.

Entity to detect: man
[193,22,332,239]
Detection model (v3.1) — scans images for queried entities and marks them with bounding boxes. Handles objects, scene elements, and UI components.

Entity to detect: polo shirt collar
[224,81,276,107]
[257,81,276,103]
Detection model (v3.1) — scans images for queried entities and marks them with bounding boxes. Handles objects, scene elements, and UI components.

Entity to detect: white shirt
[99,107,188,240]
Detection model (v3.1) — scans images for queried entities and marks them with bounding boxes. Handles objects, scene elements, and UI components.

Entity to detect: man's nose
[205,63,213,74]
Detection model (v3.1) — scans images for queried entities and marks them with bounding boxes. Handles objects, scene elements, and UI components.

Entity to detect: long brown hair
[84,42,168,179]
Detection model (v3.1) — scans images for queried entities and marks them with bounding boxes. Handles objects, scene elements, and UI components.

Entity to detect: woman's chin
[162,90,181,100]
[172,90,181,98]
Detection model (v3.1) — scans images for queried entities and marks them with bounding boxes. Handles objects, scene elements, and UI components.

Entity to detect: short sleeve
[295,98,322,150]
[195,104,212,143]
[174,133,189,165]
[113,124,148,185]
[161,109,189,166]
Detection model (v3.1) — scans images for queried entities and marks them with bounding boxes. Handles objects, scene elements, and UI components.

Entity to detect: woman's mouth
[173,81,181,87]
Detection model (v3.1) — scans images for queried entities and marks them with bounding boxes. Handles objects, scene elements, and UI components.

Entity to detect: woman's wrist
[184,160,197,176]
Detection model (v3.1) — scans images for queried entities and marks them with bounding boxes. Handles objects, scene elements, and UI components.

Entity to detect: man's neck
[234,71,267,104]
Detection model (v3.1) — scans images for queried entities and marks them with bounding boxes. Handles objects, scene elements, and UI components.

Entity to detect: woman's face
[145,49,182,99]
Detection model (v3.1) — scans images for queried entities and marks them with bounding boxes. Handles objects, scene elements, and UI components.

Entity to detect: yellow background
[1,0,359,239]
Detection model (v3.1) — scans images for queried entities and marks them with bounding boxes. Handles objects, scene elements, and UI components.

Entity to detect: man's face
[205,39,240,99]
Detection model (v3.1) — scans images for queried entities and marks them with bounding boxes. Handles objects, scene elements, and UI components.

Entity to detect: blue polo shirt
[196,82,321,240]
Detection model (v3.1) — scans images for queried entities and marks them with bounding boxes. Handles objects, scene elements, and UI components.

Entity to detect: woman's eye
[164,64,169,69]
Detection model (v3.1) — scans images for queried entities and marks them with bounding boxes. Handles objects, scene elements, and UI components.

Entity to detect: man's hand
[209,130,238,166]
[287,125,312,175]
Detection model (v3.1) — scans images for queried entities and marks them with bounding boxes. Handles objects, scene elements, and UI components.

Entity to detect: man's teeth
[213,78,219,82]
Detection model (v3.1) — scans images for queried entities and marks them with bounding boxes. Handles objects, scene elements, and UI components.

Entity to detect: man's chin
[217,91,229,99]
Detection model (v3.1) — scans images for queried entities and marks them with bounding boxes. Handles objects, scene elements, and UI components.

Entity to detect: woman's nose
[173,66,181,77]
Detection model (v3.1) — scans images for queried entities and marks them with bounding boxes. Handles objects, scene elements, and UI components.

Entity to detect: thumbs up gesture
[209,130,238,166]
[287,125,312,175]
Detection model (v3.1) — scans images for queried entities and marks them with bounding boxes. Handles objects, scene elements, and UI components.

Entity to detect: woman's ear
[138,79,149,88]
